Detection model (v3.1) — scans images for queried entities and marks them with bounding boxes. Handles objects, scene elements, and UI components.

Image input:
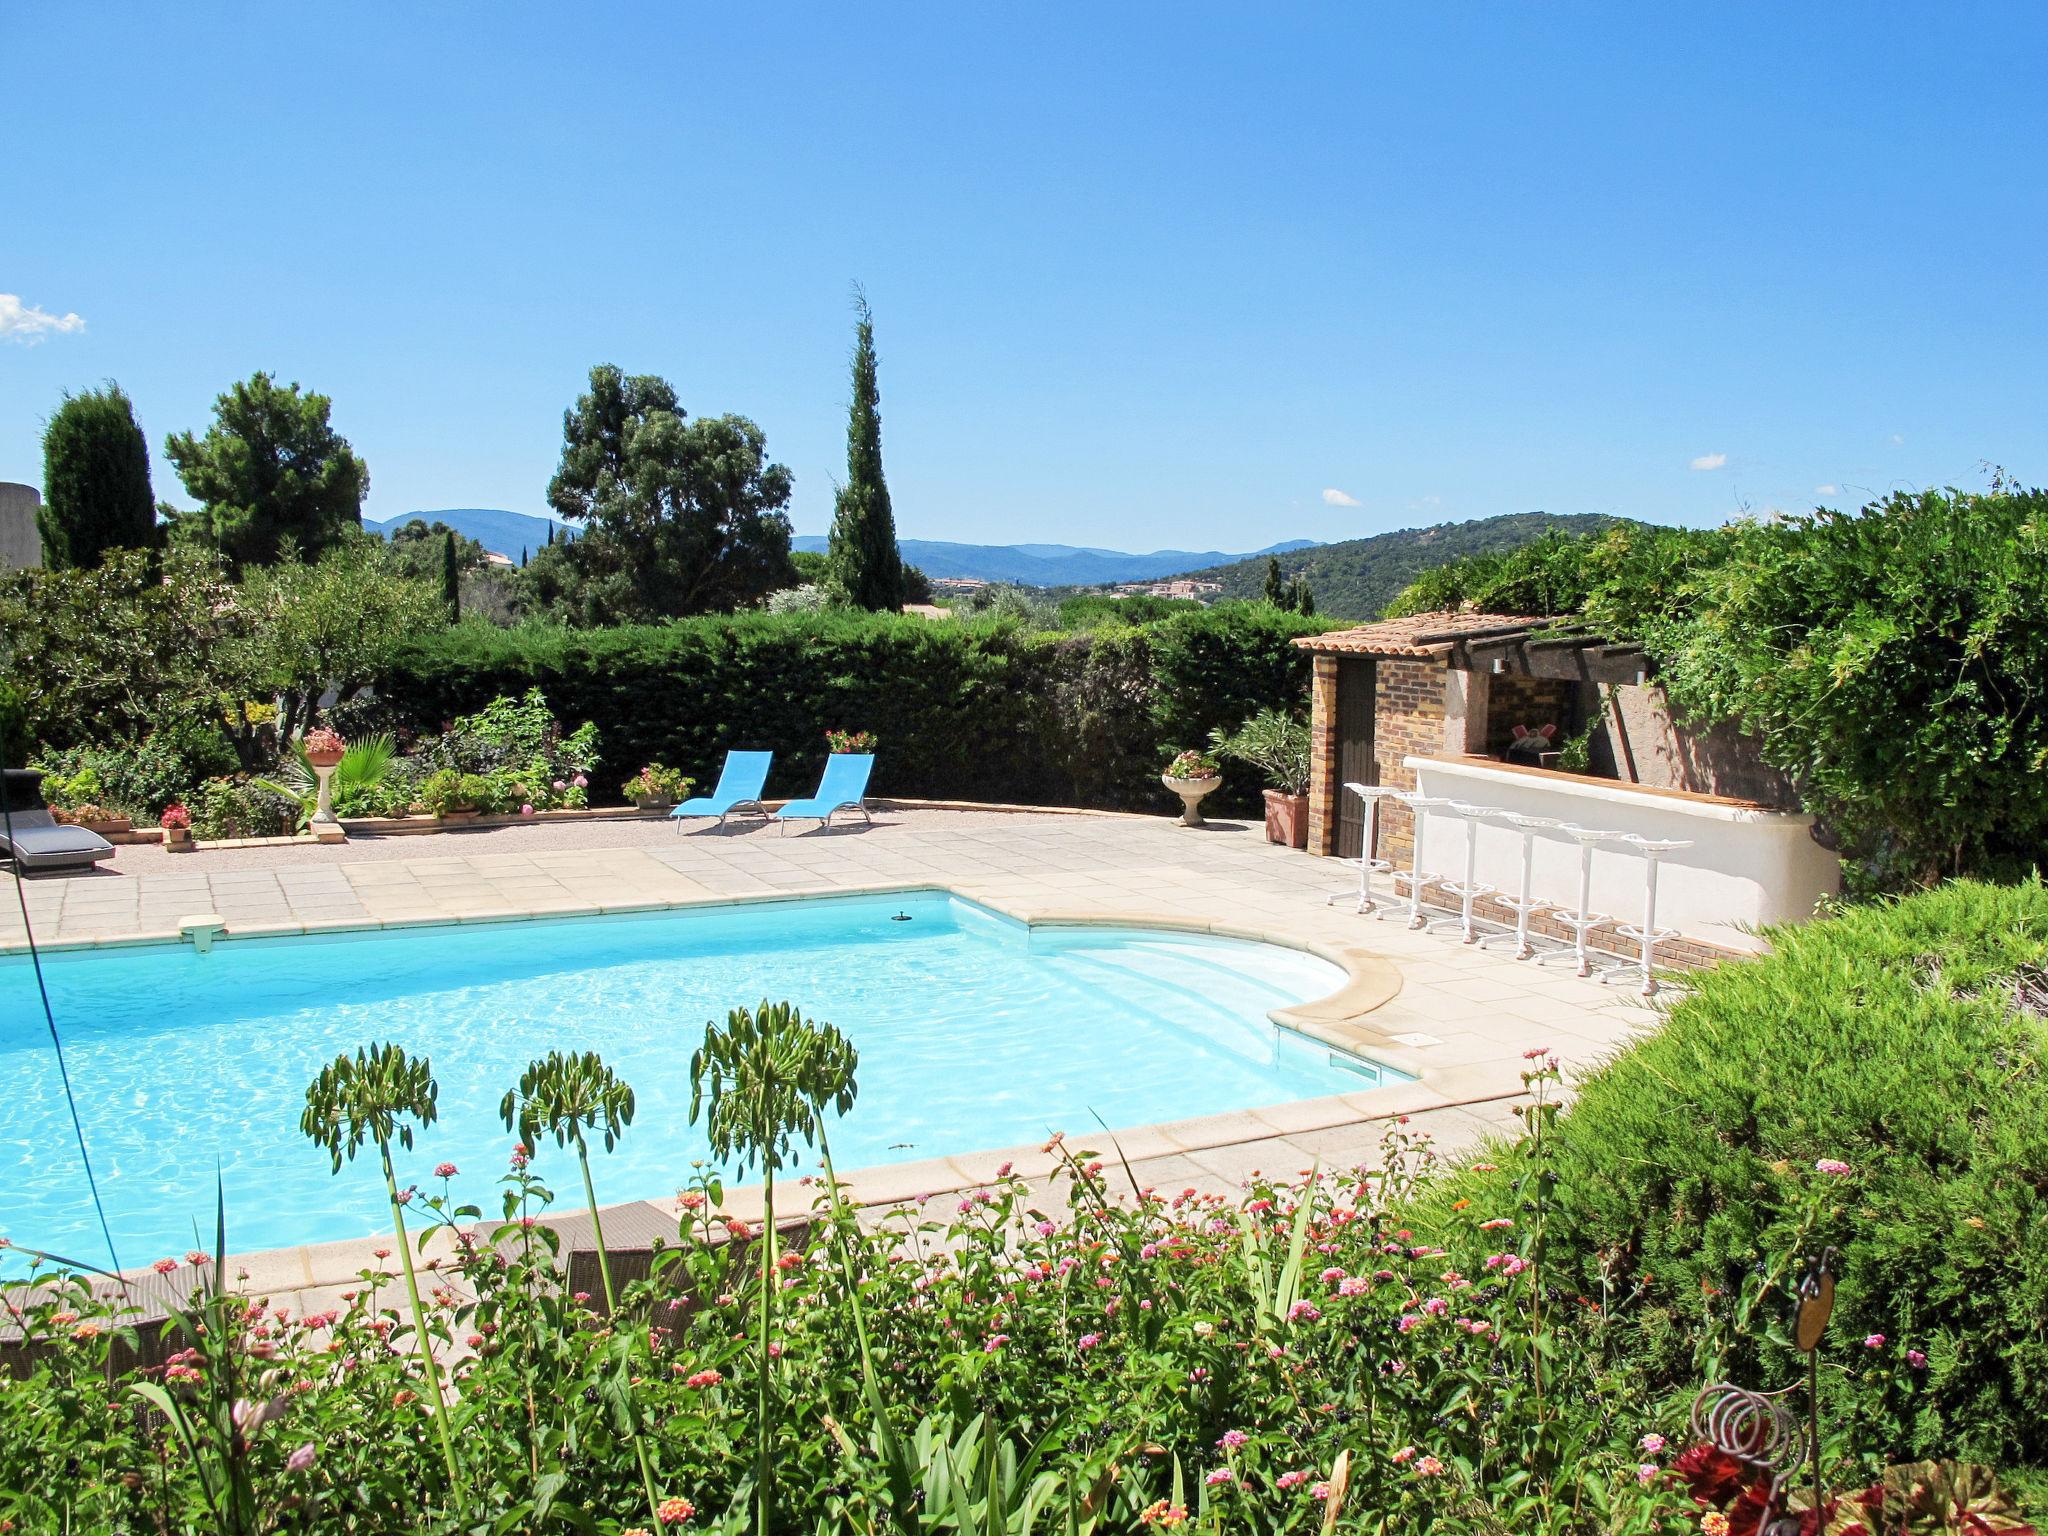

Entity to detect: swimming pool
[1,891,1390,1265]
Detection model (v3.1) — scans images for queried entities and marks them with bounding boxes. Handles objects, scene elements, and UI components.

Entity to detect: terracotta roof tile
[1292,611,1548,657]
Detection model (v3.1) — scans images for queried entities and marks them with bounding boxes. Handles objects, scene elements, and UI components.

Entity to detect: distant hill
[790,535,1319,586]
[366,508,576,560]
[1186,512,1624,620]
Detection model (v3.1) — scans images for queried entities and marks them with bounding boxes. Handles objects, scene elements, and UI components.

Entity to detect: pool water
[1,892,1387,1265]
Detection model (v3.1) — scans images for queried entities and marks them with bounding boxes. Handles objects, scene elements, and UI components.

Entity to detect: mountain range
[365,508,576,559]
[790,535,1318,586]
[370,509,1318,586]
[1183,512,1623,620]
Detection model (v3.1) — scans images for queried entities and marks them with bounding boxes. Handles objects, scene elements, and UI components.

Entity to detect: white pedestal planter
[1162,773,1222,827]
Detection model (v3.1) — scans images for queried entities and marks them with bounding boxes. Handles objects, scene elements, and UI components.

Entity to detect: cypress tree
[1262,555,1284,606]
[440,529,460,620]
[39,383,157,568]
[826,289,905,611]
[1293,577,1316,617]
[520,546,528,568]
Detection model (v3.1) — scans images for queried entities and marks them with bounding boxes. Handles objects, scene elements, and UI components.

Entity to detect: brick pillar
[1373,656,1449,870]
[1306,653,1339,856]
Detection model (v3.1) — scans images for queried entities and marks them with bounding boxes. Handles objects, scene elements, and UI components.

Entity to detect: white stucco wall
[1408,756,1840,953]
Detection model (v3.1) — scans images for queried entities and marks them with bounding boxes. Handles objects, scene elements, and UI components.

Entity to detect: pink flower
[1277,1470,1310,1489]
[1033,1220,1056,1237]
[1397,1313,1421,1333]
[1814,1158,1852,1176]
[552,780,567,792]
[1422,1297,1448,1316]
[1217,1429,1248,1449]
[984,1334,1010,1352]
[1415,1455,1445,1477]
[572,774,588,788]
[1638,1463,1659,1485]
[434,1162,458,1178]
[1076,1333,1101,1351]
[510,1144,530,1170]
[1319,1267,1346,1284]
[184,1249,208,1266]
[520,803,535,816]
[1205,1468,1234,1486]
[657,1497,695,1526]
[1907,1349,1928,1368]
[1477,1217,1513,1230]
[686,1369,722,1388]
[287,1442,318,1473]
[1391,1445,1417,1464]
[465,1333,485,1348]
[1338,1276,1368,1296]
[152,1257,178,1274]
[1863,1333,1886,1349]
[1286,1300,1320,1322]
[1639,1434,1666,1455]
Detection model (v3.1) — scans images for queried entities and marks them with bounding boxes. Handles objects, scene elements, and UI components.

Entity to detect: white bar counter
[1406,755,1840,953]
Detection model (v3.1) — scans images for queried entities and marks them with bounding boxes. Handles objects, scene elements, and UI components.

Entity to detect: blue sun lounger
[773,753,874,833]
[669,750,774,829]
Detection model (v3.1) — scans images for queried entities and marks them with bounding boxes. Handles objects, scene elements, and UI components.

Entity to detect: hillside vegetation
[1185,511,1622,619]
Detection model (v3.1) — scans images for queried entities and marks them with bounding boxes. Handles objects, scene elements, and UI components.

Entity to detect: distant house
[900,603,952,621]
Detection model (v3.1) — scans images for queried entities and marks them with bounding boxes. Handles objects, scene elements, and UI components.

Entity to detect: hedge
[1425,878,2048,1469]
[372,607,1323,813]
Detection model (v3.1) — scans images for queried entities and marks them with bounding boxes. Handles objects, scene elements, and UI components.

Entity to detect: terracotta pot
[1161,772,1222,827]
[163,827,195,853]
[1263,788,1309,849]
[303,747,346,769]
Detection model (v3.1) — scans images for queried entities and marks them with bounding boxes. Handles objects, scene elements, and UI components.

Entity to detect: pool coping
[4,878,1501,1293]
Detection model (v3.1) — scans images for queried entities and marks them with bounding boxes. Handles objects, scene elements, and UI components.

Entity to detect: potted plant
[419,768,490,822]
[1210,710,1312,849]
[1160,747,1223,827]
[160,802,194,852]
[622,763,692,810]
[825,729,877,755]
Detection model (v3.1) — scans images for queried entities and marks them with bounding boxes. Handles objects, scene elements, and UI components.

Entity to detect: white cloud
[1689,452,1727,471]
[0,293,86,344]
[1815,484,1838,496]
[1321,487,1361,507]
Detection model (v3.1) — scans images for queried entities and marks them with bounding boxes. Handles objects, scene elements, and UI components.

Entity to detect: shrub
[33,716,240,818]
[622,764,691,803]
[1424,879,2048,1468]
[1208,708,1310,795]
[190,778,298,840]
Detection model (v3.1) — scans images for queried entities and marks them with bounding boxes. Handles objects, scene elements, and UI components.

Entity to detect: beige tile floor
[3,805,1668,1306]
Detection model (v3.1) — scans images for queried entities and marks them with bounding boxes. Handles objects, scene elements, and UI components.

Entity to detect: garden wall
[371,609,1321,813]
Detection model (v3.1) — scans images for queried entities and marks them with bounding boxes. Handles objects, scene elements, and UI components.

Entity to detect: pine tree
[440,529,460,620]
[826,289,905,611]
[1262,555,1285,606]
[39,383,157,568]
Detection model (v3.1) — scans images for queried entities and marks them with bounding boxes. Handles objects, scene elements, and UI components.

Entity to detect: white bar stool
[1486,812,1561,960]
[1439,801,1499,945]
[1324,782,1397,915]
[1541,825,1619,977]
[1606,835,1694,997]
[1391,793,1456,931]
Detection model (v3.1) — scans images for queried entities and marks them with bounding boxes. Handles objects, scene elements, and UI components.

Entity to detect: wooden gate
[1334,657,1376,860]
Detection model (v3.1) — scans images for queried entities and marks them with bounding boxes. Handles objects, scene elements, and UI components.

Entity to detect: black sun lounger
[0,769,116,875]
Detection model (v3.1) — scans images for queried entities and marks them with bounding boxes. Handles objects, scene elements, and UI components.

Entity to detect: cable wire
[1,757,124,1275]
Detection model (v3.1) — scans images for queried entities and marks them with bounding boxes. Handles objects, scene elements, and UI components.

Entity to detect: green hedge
[1426,879,2048,1468]
[373,607,1323,812]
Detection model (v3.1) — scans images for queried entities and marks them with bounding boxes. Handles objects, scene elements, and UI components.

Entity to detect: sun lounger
[669,750,773,829]
[0,771,116,875]
[773,753,874,833]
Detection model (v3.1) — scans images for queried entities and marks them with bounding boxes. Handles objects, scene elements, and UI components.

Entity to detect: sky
[4,3,2044,552]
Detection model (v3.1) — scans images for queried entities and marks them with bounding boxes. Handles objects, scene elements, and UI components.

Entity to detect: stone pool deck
[2,805,1667,1307]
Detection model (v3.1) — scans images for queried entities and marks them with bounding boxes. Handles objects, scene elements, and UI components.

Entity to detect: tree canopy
[526,364,796,623]
[163,372,368,567]
[826,292,905,611]
[38,383,158,568]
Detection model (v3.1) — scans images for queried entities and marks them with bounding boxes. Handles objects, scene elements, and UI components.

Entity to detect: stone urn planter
[302,727,347,834]
[1162,772,1223,827]
[1263,788,1309,849]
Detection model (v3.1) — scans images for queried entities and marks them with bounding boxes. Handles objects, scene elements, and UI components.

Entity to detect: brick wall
[1484,674,1576,757]
[1307,655,1340,856]
[1371,656,1448,868]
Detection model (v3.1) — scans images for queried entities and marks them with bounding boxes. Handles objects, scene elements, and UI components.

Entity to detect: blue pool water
[1,892,1383,1265]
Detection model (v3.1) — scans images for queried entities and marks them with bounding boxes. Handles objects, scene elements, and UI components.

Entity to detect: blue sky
[4,4,2043,551]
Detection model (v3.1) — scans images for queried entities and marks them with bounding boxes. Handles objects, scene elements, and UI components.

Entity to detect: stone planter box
[1263,789,1309,849]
